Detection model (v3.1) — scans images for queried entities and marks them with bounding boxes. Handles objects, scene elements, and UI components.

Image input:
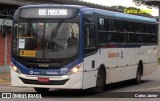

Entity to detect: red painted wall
[0,32,11,66]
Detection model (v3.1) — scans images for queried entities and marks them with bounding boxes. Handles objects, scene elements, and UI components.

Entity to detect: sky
[81,0,159,16]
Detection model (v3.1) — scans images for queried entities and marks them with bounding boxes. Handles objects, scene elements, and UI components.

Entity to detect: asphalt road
[0,66,160,101]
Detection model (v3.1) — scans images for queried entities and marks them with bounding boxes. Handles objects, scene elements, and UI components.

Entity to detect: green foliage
[158,58,160,64]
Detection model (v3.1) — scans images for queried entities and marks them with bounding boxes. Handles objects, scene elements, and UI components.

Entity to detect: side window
[128,33,136,43]
[98,18,106,30]
[151,35,157,44]
[119,33,127,44]
[108,19,116,31]
[98,17,107,45]
[149,24,152,33]
[143,23,149,33]
[144,34,150,44]
[127,21,135,32]
[151,24,157,44]
[117,20,127,44]
[89,25,96,47]
[137,34,144,44]
[107,32,118,44]
[137,22,143,33]
[153,24,157,34]
[107,19,118,44]
[84,25,96,48]
[117,20,125,31]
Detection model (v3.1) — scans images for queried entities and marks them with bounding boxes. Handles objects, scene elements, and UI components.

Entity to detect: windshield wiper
[50,20,63,43]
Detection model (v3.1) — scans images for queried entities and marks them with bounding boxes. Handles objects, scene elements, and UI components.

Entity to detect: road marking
[127,86,160,92]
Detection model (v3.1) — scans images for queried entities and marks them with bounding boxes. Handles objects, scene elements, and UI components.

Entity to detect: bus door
[82,16,98,89]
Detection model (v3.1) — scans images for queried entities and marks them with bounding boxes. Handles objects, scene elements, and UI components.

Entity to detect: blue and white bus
[9,4,158,93]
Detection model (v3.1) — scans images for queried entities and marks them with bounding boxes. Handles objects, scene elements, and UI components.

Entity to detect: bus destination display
[19,8,78,19]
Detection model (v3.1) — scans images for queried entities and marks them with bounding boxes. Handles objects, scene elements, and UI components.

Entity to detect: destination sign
[38,9,67,16]
[19,8,78,19]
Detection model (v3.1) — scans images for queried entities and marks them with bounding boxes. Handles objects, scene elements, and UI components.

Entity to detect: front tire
[34,88,49,93]
[92,68,105,93]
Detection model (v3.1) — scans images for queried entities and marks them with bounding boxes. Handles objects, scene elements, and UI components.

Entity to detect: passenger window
[98,18,106,30]
[107,32,118,44]
[84,25,96,48]
[128,33,136,43]
[119,33,127,43]
[108,19,116,31]
[127,21,135,32]
[144,34,150,44]
[117,20,125,31]
[137,34,144,43]
[151,35,157,44]
[143,24,149,33]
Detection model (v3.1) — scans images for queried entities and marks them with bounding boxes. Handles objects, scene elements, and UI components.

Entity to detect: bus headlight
[67,65,80,75]
[10,64,21,73]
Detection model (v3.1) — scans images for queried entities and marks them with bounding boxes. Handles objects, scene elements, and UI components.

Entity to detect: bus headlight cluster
[10,63,21,73]
[67,65,80,75]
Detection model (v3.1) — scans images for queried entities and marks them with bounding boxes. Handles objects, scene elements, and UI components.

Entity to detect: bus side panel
[150,63,157,74]
[143,64,151,76]
[82,47,119,89]
[106,65,137,83]
[150,45,158,74]
[82,70,97,89]
[118,47,136,70]
[106,47,137,84]
[136,46,151,76]
[118,47,137,79]
[104,48,118,69]
[101,48,118,84]
[143,45,157,76]
[82,53,98,89]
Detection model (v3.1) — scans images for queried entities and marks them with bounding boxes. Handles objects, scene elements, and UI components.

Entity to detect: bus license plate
[38,78,49,83]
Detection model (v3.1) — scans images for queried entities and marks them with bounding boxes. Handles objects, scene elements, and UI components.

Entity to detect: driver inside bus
[54,23,78,50]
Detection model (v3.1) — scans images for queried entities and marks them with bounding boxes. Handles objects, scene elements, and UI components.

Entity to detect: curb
[0,78,10,83]
[0,72,11,84]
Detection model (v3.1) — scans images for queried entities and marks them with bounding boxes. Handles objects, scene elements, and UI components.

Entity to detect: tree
[132,0,159,8]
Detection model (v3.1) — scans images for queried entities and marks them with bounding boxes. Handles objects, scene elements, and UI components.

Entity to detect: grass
[158,58,160,64]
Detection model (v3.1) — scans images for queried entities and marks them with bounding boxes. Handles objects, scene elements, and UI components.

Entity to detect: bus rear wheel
[34,88,49,93]
[92,68,105,93]
[134,64,142,85]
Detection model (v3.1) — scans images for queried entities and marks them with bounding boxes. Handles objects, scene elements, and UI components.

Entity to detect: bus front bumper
[11,70,83,89]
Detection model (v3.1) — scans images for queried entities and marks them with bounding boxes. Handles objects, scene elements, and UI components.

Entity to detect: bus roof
[19,4,85,9]
[91,9,157,23]
[19,4,156,23]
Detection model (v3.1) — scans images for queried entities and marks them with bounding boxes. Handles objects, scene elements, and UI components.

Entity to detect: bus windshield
[12,22,79,59]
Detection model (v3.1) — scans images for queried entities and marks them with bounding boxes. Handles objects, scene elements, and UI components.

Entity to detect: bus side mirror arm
[2,25,7,38]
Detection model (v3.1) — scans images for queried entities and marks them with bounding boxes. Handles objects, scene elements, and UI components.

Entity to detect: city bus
[7,4,158,93]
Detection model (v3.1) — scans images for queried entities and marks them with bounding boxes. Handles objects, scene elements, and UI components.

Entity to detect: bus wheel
[34,88,49,93]
[92,68,105,93]
[134,65,142,85]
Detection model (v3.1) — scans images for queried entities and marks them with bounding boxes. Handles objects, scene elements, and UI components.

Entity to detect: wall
[0,32,11,66]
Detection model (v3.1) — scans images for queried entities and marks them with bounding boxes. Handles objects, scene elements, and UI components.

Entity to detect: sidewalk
[0,73,10,84]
